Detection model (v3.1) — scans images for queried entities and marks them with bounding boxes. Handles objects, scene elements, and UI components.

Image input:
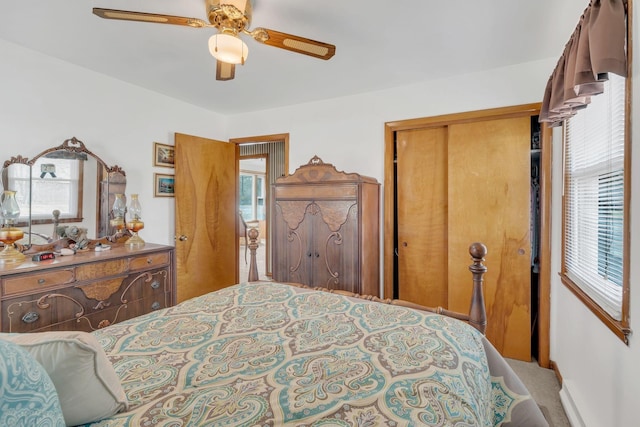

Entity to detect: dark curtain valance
[539,0,628,126]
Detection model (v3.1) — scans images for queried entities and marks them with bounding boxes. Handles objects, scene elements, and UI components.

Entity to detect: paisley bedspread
[87,282,547,426]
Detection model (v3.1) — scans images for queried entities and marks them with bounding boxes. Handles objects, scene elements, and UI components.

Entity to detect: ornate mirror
[1,137,126,252]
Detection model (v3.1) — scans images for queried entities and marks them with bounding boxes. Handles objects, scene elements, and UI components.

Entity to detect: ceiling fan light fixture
[208,33,248,65]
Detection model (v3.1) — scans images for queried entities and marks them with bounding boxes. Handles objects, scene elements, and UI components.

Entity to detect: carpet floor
[506,358,570,427]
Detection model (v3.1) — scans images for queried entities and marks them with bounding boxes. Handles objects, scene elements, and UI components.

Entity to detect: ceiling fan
[93,0,336,81]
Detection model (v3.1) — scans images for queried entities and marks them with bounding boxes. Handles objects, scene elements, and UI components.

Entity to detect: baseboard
[549,360,563,384]
[559,380,586,427]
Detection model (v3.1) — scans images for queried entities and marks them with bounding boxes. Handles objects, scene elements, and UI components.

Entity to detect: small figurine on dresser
[56,225,90,250]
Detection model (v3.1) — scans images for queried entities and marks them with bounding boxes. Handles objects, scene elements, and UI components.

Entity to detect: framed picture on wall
[154,142,175,168]
[154,173,175,197]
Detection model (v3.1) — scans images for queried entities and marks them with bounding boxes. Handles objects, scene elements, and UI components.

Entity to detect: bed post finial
[247,228,260,282]
[468,242,488,334]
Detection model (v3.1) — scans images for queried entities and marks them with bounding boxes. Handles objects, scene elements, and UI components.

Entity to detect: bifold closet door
[396,116,531,361]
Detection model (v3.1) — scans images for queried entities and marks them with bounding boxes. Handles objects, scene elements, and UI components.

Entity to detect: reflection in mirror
[1,162,31,226]
[1,161,32,248]
[99,170,126,238]
[28,153,99,243]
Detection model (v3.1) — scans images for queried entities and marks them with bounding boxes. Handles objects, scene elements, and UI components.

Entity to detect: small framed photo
[154,173,175,197]
[154,142,175,168]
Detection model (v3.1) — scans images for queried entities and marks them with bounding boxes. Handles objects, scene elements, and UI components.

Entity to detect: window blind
[564,72,626,320]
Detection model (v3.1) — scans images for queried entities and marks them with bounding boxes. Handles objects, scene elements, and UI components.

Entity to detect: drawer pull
[151,302,161,310]
[38,279,46,284]
[150,280,160,289]
[22,312,40,324]
[147,258,153,264]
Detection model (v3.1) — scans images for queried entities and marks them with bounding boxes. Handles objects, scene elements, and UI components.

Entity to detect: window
[562,72,630,342]
[239,172,266,221]
[6,157,84,225]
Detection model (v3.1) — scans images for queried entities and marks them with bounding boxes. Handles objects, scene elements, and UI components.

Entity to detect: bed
[0,240,548,426]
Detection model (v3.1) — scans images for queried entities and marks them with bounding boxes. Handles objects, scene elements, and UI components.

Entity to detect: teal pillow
[0,338,65,427]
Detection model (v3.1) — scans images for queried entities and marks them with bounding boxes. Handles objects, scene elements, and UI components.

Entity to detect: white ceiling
[2,1,585,115]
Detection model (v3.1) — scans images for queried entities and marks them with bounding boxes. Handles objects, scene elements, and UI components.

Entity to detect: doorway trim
[383,103,551,368]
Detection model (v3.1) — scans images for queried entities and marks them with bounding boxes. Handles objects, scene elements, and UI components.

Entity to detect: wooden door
[175,133,237,303]
[447,118,531,360]
[396,127,448,308]
[395,116,532,361]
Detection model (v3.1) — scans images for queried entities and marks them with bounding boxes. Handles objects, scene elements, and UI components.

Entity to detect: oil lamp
[0,190,26,263]
[125,194,145,249]
[110,193,126,233]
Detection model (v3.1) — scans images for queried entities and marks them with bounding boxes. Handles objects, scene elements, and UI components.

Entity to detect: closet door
[447,117,531,360]
[396,127,448,308]
[395,116,532,361]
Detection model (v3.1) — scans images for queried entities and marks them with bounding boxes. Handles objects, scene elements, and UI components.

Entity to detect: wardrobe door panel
[273,202,313,284]
[315,205,359,292]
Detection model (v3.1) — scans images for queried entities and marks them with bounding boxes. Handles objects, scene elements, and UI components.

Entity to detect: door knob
[178,235,188,241]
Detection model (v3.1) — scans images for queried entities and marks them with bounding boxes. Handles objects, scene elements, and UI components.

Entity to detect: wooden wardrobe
[272,156,380,296]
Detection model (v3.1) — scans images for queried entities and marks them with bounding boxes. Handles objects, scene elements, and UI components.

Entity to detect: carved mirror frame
[2,137,129,253]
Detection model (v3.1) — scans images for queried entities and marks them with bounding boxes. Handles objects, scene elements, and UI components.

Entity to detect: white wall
[548,5,640,426]
[0,38,229,245]
[227,59,555,181]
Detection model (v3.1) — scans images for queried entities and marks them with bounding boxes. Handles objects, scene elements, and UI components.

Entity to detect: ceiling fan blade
[251,28,335,60]
[93,8,210,28]
[216,61,236,81]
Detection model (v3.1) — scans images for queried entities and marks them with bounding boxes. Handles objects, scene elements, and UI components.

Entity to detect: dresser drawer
[75,293,172,331]
[2,269,75,296]
[2,289,86,333]
[129,252,170,271]
[76,259,128,281]
[73,268,168,310]
[116,268,169,303]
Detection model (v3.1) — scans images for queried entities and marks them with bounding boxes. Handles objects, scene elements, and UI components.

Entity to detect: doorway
[231,134,289,282]
[239,155,268,281]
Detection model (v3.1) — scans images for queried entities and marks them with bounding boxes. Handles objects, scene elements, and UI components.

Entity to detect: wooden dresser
[0,243,175,333]
[272,156,380,296]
